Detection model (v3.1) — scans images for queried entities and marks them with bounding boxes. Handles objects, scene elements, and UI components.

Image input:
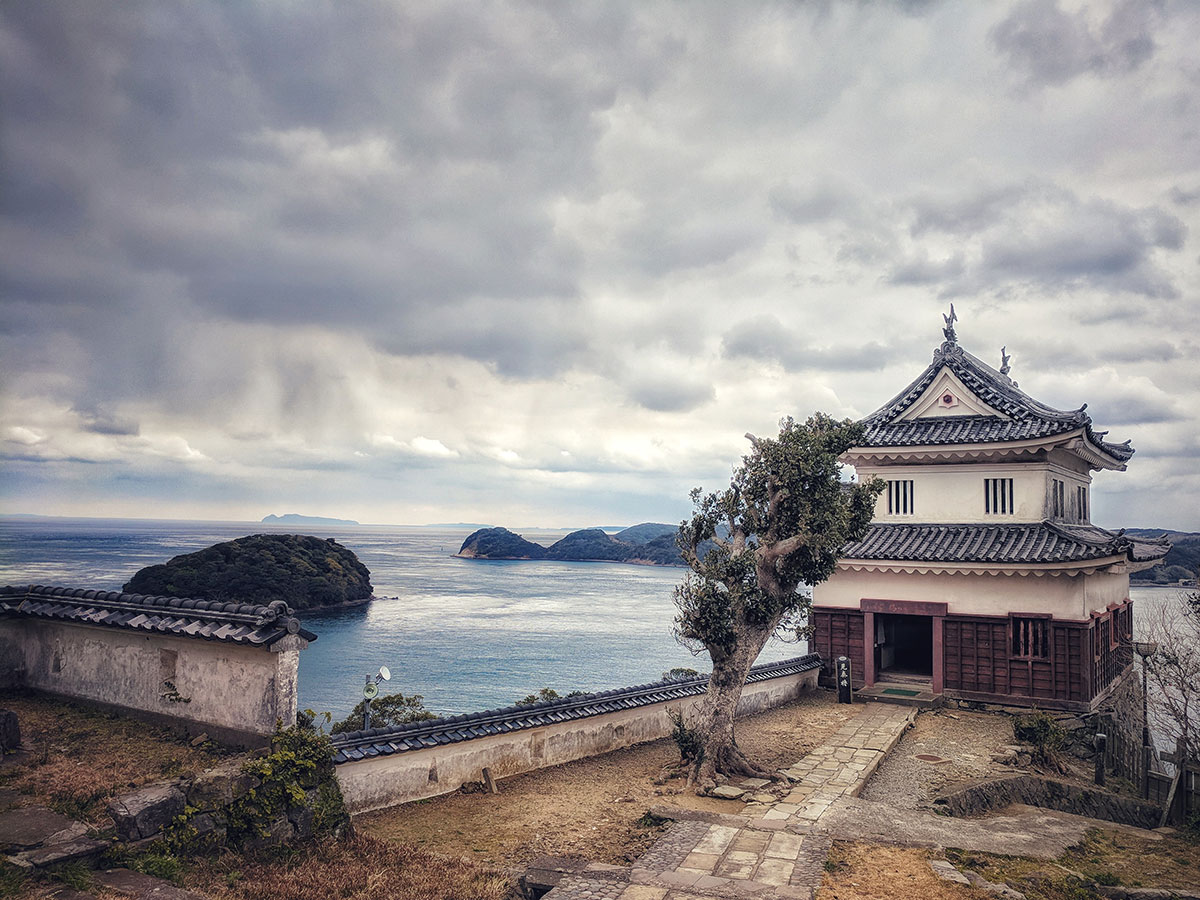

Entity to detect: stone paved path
[542,703,916,900]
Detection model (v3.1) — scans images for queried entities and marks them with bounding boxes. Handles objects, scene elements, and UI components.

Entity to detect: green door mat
[881,687,921,696]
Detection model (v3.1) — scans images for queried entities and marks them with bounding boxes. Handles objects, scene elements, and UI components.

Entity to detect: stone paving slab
[545,703,917,900]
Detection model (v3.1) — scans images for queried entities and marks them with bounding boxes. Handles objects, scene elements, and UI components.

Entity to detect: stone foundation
[934,774,1160,829]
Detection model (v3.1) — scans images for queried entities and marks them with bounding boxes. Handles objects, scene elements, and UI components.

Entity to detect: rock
[189,733,209,747]
[991,750,1018,765]
[929,860,969,884]
[710,785,746,800]
[239,816,293,853]
[0,807,82,850]
[1016,752,1033,767]
[186,759,258,810]
[107,782,186,841]
[12,836,107,868]
[0,710,19,753]
[287,802,315,840]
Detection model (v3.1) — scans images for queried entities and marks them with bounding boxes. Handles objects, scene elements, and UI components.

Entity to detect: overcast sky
[2,1,1198,530]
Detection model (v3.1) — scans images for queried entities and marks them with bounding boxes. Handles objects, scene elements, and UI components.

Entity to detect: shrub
[668,708,704,764]
[1013,709,1069,768]
[330,693,436,734]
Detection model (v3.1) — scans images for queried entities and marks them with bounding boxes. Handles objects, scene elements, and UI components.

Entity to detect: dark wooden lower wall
[811,608,866,686]
[811,600,1135,710]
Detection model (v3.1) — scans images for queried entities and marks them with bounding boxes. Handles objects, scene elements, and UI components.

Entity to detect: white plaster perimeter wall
[336,667,819,814]
[814,567,1130,620]
[0,619,297,741]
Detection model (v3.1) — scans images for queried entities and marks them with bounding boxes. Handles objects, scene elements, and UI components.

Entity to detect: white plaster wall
[860,462,1048,524]
[336,668,819,813]
[813,567,1130,620]
[0,619,295,738]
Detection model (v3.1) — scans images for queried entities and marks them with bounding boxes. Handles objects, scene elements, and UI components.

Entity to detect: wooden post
[482,767,499,794]
[1094,733,1106,786]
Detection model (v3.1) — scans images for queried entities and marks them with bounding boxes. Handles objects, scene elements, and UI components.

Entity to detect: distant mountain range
[262,513,360,526]
[457,523,686,566]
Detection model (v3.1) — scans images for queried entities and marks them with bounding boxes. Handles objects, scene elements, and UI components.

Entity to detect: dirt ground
[817,842,988,900]
[358,690,858,869]
[858,708,1016,807]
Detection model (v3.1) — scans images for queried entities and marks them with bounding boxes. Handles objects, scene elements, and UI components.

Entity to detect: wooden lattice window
[1011,616,1049,660]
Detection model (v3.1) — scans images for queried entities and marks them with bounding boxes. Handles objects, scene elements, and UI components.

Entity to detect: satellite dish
[378,666,391,682]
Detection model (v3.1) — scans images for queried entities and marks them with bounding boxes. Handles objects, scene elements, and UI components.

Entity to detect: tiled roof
[861,341,1134,462]
[841,522,1170,566]
[330,654,822,764]
[0,584,317,645]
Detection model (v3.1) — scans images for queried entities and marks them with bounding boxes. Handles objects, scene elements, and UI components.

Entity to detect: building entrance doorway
[874,613,933,679]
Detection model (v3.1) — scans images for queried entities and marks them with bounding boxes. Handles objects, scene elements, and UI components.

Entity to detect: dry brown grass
[817,842,991,900]
[361,691,857,868]
[185,835,514,900]
[947,827,1200,896]
[0,691,230,822]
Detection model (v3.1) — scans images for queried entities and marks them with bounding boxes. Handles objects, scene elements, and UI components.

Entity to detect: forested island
[457,523,685,566]
[124,533,374,610]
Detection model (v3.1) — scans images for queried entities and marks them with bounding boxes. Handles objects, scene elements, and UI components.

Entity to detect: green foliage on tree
[123,533,373,611]
[514,688,586,706]
[673,414,883,791]
[662,667,701,681]
[330,692,437,734]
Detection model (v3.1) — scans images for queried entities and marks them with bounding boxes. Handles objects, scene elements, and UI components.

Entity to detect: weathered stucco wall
[0,619,300,744]
[814,567,1129,620]
[335,666,819,814]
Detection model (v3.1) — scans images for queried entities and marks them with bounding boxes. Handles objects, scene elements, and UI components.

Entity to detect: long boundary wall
[333,655,821,814]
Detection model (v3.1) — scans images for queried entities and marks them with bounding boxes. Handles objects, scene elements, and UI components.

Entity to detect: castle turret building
[811,310,1169,710]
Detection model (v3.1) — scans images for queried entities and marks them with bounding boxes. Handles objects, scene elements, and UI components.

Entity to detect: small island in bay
[457,523,685,566]
[124,533,374,611]
[262,513,360,526]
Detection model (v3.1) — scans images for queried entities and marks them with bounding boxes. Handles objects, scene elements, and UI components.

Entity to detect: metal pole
[363,674,373,731]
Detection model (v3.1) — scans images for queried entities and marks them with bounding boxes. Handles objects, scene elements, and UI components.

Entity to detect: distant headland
[457,523,685,566]
[262,513,360,526]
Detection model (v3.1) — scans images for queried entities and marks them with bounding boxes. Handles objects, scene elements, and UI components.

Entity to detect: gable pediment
[898,369,1009,421]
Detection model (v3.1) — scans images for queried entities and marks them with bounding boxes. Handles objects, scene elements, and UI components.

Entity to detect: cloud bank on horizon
[1,1,1198,530]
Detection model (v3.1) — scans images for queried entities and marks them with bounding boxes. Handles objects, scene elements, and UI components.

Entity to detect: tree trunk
[687,626,774,792]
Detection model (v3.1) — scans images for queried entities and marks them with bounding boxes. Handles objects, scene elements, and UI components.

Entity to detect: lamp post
[1134,641,1158,799]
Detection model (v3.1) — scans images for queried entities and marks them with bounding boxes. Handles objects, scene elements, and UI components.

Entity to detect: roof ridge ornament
[999,346,1011,376]
[942,303,958,344]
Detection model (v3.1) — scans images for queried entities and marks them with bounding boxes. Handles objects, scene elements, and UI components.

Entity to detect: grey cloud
[887,252,965,286]
[1090,395,1181,427]
[1169,186,1200,206]
[979,197,1185,297]
[908,185,1028,236]
[769,182,857,225]
[722,316,893,372]
[626,378,715,414]
[74,407,140,437]
[990,0,1161,87]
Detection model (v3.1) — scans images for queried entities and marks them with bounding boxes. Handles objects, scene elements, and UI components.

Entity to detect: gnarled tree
[673,414,882,791]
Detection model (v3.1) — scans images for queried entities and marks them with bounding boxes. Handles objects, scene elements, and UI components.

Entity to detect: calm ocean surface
[0,517,1180,724]
[0,517,804,722]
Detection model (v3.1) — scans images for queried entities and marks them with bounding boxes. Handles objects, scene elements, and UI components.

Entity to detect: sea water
[0,517,1182,724]
[0,517,804,722]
